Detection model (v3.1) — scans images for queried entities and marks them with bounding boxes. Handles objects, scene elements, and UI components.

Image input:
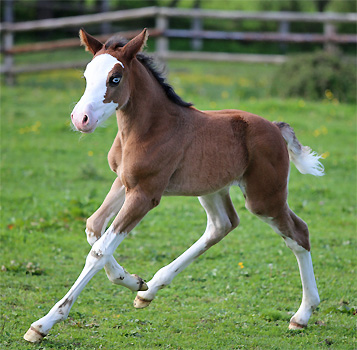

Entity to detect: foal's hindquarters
[135,115,320,330]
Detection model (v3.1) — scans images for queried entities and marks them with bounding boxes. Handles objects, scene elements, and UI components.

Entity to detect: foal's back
[164,108,289,197]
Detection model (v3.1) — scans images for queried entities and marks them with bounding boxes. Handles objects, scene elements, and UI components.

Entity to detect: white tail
[274,122,325,177]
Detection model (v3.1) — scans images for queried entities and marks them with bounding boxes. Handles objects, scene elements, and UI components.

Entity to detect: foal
[24,29,324,342]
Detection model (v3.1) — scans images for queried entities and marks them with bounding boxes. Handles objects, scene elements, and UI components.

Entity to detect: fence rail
[165,29,355,44]
[1,6,356,84]
[0,7,158,32]
[4,29,162,54]
[157,7,357,22]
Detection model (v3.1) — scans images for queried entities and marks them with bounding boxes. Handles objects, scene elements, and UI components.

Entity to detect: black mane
[105,35,193,108]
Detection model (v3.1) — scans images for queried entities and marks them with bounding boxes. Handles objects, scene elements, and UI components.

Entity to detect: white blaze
[72,54,124,131]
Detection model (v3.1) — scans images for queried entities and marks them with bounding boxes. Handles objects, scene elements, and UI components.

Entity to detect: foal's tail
[274,122,325,177]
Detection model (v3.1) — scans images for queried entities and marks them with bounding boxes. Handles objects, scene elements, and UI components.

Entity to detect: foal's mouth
[79,124,97,134]
[71,119,99,134]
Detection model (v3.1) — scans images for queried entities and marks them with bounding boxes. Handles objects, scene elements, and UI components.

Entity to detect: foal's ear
[79,28,103,55]
[123,28,149,61]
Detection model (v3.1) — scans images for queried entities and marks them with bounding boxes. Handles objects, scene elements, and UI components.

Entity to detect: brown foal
[24,29,324,343]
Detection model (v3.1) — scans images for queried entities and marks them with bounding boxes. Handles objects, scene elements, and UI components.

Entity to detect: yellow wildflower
[238,77,251,87]
[19,121,41,134]
[221,91,229,99]
[298,100,305,108]
[313,126,328,137]
[325,89,333,100]
[313,129,321,137]
[209,101,217,109]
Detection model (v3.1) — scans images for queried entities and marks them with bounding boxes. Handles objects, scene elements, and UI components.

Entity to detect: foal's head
[71,29,148,133]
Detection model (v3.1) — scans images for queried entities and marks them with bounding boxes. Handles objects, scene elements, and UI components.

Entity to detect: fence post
[156,11,169,59]
[191,1,202,51]
[324,21,337,53]
[100,0,111,34]
[191,14,203,51]
[3,0,15,85]
[279,20,290,54]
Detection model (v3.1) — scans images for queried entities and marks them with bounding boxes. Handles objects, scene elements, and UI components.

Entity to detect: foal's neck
[116,59,188,143]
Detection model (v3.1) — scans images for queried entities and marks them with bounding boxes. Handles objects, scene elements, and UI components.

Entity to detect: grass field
[0,60,356,349]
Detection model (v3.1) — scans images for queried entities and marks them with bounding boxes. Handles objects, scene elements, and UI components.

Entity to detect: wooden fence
[1,6,356,84]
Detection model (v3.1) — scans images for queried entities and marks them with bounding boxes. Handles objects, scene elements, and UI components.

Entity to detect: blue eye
[109,76,121,86]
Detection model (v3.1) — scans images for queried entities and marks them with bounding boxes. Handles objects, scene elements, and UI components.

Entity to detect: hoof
[132,274,148,291]
[23,326,45,343]
[133,295,152,309]
[289,321,306,330]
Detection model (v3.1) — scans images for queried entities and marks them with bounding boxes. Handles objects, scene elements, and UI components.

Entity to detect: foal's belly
[164,173,242,197]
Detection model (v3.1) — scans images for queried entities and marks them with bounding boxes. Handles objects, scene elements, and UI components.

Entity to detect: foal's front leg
[24,187,156,343]
[86,178,147,292]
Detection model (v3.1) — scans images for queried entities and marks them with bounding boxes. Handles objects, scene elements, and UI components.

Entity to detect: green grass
[0,60,356,349]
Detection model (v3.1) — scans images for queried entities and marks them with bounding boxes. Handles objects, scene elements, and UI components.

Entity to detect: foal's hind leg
[266,210,320,329]
[242,138,320,329]
[245,187,320,329]
[134,187,239,308]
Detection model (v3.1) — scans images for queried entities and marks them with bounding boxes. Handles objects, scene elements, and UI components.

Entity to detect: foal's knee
[85,216,102,246]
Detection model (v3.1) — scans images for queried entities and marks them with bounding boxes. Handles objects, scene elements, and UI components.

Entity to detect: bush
[271,51,356,103]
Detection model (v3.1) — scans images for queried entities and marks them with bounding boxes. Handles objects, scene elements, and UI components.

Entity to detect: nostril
[71,113,74,120]
[82,115,89,125]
